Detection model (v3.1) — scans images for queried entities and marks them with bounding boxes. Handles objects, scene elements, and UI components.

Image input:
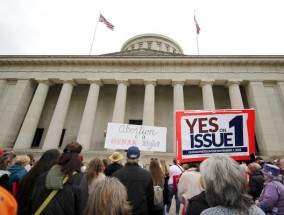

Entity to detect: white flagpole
[195,30,200,55]
[89,13,101,55]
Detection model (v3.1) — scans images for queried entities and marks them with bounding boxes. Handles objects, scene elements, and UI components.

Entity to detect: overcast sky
[0,0,283,56]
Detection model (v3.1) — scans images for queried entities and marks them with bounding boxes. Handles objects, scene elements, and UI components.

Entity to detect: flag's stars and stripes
[99,14,114,30]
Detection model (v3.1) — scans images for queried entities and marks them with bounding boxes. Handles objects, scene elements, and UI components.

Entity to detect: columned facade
[0,34,284,159]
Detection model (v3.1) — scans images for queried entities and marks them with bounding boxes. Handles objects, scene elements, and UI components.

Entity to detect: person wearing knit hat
[247,163,264,200]
[0,185,17,215]
[257,163,284,214]
[105,151,124,176]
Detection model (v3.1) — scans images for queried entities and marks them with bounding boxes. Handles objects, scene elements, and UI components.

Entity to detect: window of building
[139,42,143,48]
[166,45,170,52]
[157,42,161,50]
[129,119,143,125]
[31,128,44,147]
[147,42,152,49]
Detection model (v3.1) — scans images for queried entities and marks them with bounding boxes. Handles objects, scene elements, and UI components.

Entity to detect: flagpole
[89,13,101,55]
[194,10,200,55]
[195,31,200,55]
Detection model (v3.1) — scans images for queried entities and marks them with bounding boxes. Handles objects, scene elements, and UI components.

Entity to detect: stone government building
[0,33,284,161]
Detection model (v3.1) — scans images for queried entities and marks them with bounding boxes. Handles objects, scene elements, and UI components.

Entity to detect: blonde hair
[15,155,30,167]
[83,177,132,215]
[159,159,169,177]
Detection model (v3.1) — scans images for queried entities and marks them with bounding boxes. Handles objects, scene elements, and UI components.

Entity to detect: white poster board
[104,123,167,152]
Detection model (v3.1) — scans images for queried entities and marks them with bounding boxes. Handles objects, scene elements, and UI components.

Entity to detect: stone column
[14,80,52,149]
[173,81,185,153]
[226,80,244,109]
[277,81,284,108]
[246,81,281,156]
[143,81,156,126]
[77,80,102,151]
[173,81,185,111]
[0,80,36,148]
[0,80,7,98]
[200,80,215,110]
[42,80,76,150]
[112,80,129,123]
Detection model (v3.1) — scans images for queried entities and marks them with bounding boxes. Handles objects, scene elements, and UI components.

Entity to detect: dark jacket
[113,162,154,215]
[104,162,123,176]
[31,171,88,215]
[248,172,265,200]
[186,191,209,215]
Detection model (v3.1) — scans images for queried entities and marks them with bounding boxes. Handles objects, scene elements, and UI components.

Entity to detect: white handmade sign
[104,123,167,152]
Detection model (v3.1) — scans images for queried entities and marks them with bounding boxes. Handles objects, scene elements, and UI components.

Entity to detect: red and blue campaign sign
[176,109,255,163]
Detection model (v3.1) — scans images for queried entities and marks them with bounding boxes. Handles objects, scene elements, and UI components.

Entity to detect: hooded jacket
[31,165,88,215]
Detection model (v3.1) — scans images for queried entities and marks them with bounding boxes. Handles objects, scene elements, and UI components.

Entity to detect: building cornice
[0,55,284,66]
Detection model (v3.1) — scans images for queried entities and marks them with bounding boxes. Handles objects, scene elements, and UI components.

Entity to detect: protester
[8,155,30,195]
[113,146,154,215]
[255,156,264,168]
[247,162,265,200]
[105,151,124,176]
[257,163,284,214]
[0,185,17,215]
[85,158,106,195]
[25,153,36,172]
[159,159,170,211]
[166,158,184,215]
[0,152,16,191]
[186,175,209,215]
[83,177,132,215]
[149,158,164,215]
[16,149,60,215]
[178,166,203,215]
[200,154,265,215]
[31,142,88,215]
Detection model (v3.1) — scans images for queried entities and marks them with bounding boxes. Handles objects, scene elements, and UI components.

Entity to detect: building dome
[120,33,184,55]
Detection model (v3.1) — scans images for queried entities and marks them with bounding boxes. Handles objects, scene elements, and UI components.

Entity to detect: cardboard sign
[176,109,255,163]
[105,123,167,152]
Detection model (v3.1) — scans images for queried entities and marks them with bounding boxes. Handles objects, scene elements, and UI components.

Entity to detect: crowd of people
[1,145,284,215]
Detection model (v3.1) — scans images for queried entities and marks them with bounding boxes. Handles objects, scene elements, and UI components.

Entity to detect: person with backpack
[149,158,164,215]
[166,158,184,215]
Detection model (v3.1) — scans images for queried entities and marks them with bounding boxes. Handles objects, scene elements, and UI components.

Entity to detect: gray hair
[126,158,139,164]
[200,154,253,211]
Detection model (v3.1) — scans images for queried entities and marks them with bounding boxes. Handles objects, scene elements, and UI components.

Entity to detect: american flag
[99,14,114,30]
[194,15,201,35]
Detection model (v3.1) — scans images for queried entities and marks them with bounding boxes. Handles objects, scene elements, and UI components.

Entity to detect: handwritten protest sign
[176,109,255,163]
[105,123,167,152]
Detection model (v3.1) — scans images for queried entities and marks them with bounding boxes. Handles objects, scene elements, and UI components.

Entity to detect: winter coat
[104,162,123,176]
[201,205,265,215]
[186,191,209,215]
[8,164,27,194]
[113,162,154,215]
[248,172,265,200]
[0,170,10,191]
[31,167,88,215]
[259,179,284,214]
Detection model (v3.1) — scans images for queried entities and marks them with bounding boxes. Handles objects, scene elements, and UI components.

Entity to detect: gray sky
[0,0,283,56]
